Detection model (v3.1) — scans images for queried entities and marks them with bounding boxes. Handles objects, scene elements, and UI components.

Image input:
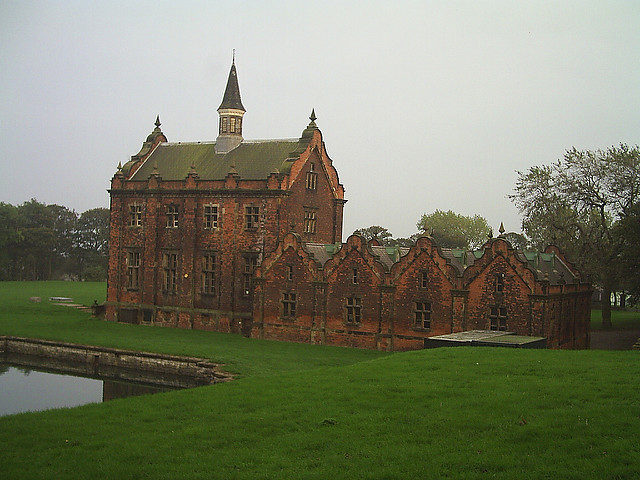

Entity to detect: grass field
[591,308,640,330]
[1,282,639,479]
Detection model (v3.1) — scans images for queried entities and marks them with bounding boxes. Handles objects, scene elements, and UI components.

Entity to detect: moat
[0,362,172,417]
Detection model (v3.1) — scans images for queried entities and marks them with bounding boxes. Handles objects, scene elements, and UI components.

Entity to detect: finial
[309,108,317,122]
[190,162,197,174]
[117,161,122,171]
[232,49,235,64]
[488,228,493,239]
[498,222,505,235]
[155,115,161,127]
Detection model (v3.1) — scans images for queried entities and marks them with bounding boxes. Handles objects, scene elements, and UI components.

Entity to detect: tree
[510,144,640,327]
[501,232,530,251]
[417,210,490,249]
[353,226,393,245]
[74,208,110,280]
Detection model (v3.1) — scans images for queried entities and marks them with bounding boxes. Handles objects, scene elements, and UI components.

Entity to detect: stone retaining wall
[0,336,232,388]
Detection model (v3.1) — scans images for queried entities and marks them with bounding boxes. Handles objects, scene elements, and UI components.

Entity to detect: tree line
[0,199,109,281]
[354,144,640,327]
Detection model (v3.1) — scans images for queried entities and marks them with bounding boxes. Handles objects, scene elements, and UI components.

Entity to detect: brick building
[251,233,592,349]
[105,60,345,331]
[105,59,591,349]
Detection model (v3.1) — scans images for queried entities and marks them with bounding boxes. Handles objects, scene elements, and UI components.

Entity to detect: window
[230,117,236,133]
[126,250,140,289]
[243,255,258,296]
[129,204,143,227]
[245,206,259,230]
[346,297,362,324]
[204,204,219,229]
[490,306,507,331]
[306,163,318,190]
[166,204,179,228]
[415,302,432,329]
[162,252,178,293]
[304,210,316,234]
[236,117,241,133]
[352,268,358,284]
[287,265,293,281]
[495,273,505,292]
[282,292,296,317]
[221,117,228,134]
[202,252,216,295]
[421,271,428,289]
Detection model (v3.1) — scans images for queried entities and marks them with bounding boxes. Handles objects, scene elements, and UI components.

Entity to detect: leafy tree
[417,210,490,249]
[0,203,21,280]
[510,144,640,327]
[353,226,393,245]
[501,232,530,251]
[74,208,109,280]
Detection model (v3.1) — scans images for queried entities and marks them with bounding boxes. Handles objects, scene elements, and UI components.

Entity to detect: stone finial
[155,115,161,127]
[498,222,505,235]
[487,228,493,239]
[309,108,317,123]
[117,161,122,171]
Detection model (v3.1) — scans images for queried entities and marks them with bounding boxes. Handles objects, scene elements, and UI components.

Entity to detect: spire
[301,108,319,139]
[218,55,245,111]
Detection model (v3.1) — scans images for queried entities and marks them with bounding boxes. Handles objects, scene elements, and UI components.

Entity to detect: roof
[424,330,546,348]
[301,237,579,285]
[218,62,244,111]
[130,138,310,181]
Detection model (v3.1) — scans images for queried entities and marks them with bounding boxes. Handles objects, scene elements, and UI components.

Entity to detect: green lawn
[590,308,640,331]
[1,282,639,479]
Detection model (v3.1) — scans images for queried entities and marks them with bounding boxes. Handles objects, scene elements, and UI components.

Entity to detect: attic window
[306,163,318,190]
[495,273,505,292]
[166,204,179,228]
[245,206,260,230]
[204,204,219,229]
[352,268,358,284]
[287,265,293,281]
[129,204,143,227]
[421,271,428,288]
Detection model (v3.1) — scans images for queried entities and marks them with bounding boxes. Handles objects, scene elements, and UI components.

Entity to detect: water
[0,363,171,417]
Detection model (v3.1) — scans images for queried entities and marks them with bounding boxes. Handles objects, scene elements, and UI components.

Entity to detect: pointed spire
[309,108,317,123]
[155,115,161,127]
[498,222,505,235]
[218,54,245,111]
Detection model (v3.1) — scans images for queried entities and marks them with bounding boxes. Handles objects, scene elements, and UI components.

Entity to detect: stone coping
[0,336,233,387]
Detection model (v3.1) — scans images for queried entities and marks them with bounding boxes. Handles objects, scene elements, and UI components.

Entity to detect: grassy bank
[1,281,639,478]
[2,347,639,479]
[0,281,384,377]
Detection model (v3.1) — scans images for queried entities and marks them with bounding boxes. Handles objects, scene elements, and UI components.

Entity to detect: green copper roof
[130,139,309,181]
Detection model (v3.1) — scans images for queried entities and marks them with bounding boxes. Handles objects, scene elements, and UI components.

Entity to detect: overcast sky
[1,1,638,239]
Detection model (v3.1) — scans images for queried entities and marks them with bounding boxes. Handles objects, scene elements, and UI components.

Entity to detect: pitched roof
[130,138,310,181]
[218,62,245,111]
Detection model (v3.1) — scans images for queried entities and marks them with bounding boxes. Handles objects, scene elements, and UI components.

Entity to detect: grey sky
[1,1,638,239]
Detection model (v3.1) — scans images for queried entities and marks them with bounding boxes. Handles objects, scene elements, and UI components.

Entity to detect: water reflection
[0,363,173,417]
